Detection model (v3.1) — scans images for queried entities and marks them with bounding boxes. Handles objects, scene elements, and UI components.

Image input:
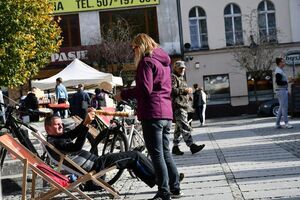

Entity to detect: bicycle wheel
[91,128,128,185]
[129,129,146,152]
[89,128,109,156]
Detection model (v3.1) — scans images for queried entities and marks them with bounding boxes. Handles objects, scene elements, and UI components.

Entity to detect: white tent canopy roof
[31,59,123,90]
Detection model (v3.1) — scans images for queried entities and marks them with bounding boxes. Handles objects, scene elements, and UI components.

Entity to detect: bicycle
[90,99,147,180]
[116,100,146,154]
[0,102,40,168]
[89,109,129,185]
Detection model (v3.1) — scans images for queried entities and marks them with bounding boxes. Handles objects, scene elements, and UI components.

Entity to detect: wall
[289,0,300,42]
[180,0,292,50]
[77,0,181,55]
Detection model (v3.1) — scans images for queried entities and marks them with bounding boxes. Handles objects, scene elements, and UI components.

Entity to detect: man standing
[193,84,207,126]
[275,57,293,129]
[70,84,91,119]
[171,61,205,155]
[55,77,68,118]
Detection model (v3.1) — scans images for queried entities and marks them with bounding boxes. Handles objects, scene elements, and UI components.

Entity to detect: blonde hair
[131,33,159,67]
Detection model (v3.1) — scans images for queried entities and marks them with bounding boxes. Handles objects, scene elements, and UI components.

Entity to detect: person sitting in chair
[44,108,156,190]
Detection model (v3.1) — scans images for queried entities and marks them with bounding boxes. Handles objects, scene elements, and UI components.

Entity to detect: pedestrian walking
[55,77,68,118]
[114,33,182,200]
[193,83,207,126]
[274,57,293,129]
[171,61,205,156]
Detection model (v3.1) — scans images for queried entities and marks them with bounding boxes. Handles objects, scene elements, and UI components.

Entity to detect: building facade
[180,0,300,115]
[40,0,181,81]
[36,0,300,116]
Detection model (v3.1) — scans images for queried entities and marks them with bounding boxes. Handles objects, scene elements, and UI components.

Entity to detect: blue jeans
[276,89,289,125]
[142,119,180,195]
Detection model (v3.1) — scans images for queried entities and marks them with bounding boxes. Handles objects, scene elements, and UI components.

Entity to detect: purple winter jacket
[121,48,173,120]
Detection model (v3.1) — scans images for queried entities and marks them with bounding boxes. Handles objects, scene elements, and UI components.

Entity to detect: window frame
[99,7,159,43]
[224,3,244,46]
[54,14,81,48]
[246,71,274,102]
[188,6,209,50]
[257,0,277,42]
[203,74,231,105]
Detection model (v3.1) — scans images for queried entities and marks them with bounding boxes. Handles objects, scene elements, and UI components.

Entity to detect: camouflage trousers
[173,108,194,147]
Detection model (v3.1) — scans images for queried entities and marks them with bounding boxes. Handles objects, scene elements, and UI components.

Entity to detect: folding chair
[0,133,119,200]
[29,129,120,199]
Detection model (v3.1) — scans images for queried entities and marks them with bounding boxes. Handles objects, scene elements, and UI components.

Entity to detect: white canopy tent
[31,59,123,90]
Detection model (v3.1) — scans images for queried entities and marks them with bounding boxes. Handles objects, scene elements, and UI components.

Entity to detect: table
[47,103,70,117]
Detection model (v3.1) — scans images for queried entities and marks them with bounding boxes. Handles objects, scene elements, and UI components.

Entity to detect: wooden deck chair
[71,115,99,139]
[29,129,120,199]
[0,133,119,200]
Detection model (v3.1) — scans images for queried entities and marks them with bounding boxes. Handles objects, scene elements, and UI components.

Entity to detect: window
[247,71,274,101]
[99,7,158,42]
[204,74,230,105]
[257,0,277,42]
[189,6,208,50]
[54,14,81,47]
[224,3,243,46]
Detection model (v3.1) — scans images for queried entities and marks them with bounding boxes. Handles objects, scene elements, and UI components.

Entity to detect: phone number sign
[49,0,160,14]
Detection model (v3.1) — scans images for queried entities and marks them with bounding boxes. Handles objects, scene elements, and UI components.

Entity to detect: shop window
[257,0,277,42]
[54,14,81,47]
[99,7,158,42]
[204,74,230,105]
[189,6,208,50]
[224,3,243,46]
[247,71,274,101]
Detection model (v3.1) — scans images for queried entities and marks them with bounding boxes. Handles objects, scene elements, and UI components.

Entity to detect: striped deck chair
[0,133,119,200]
[29,129,120,199]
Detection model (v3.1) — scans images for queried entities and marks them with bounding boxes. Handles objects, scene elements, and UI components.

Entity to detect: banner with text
[49,0,160,14]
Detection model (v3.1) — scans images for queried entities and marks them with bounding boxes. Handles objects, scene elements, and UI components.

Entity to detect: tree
[232,10,279,103]
[87,18,134,79]
[0,0,62,88]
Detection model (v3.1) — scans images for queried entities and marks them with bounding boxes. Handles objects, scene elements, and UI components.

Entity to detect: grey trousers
[276,89,289,125]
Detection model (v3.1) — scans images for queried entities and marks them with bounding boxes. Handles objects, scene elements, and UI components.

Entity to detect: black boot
[172,146,184,155]
[190,143,205,154]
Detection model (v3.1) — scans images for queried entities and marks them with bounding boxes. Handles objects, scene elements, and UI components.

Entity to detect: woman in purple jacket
[114,33,181,200]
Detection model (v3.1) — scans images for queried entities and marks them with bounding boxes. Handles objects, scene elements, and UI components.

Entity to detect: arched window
[257,0,276,42]
[189,6,208,50]
[224,3,243,46]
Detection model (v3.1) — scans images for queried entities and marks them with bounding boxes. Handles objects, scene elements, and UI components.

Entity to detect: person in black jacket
[70,84,91,119]
[193,83,205,126]
[44,108,156,190]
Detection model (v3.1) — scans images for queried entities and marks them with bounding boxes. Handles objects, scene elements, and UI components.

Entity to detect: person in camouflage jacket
[171,61,205,155]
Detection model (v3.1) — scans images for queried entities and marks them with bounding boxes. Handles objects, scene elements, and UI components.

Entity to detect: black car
[257,98,291,117]
[257,99,279,117]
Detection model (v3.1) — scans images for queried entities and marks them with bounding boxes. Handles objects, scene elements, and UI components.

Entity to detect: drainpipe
[176,0,184,59]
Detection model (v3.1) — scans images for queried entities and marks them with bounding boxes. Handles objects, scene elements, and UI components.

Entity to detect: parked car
[257,98,291,117]
[257,99,279,117]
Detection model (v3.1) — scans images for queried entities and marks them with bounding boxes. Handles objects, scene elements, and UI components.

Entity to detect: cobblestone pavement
[1,115,300,200]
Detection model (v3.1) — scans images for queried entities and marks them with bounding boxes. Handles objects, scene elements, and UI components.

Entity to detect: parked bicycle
[0,102,40,168]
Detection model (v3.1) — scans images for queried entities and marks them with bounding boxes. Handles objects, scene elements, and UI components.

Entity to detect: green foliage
[0,0,62,88]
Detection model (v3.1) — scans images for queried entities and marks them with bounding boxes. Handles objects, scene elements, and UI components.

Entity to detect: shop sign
[285,50,300,65]
[51,50,88,62]
[49,0,160,14]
